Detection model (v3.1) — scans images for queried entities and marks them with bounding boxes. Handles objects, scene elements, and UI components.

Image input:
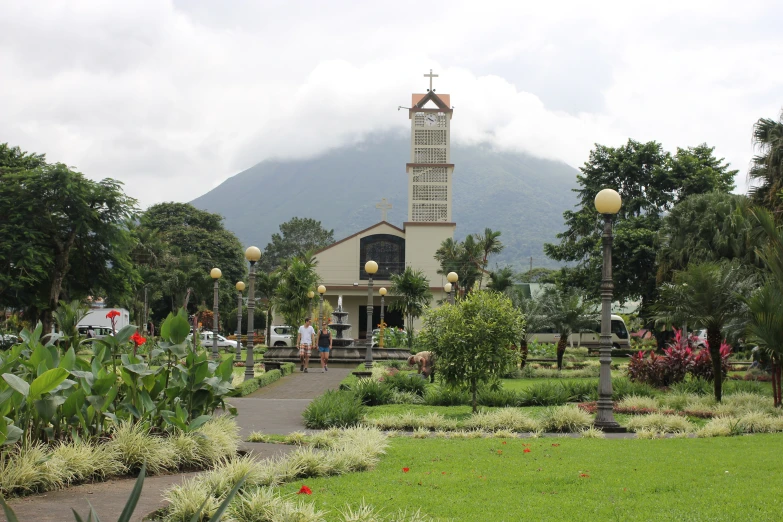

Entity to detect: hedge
[232,363,295,397]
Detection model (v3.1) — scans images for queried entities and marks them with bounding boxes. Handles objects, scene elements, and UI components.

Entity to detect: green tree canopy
[748,109,783,213]
[420,290,525,413]
[653,261,754,402]
[275,254,320,330]
[434,236,481,295]
[538,286,597,370]
[544,139,736,315]
[657,192,759,281]
[388,267,432,348]
[0,144,138,332]
[139,202,245,322]
[261,217,335,272]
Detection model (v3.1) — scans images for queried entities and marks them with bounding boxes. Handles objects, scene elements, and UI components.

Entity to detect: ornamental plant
[419,290,525,413]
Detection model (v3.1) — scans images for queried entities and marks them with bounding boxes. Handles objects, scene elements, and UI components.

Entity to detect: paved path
[3,367,350,522]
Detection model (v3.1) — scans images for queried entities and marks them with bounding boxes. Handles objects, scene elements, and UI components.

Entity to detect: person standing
[297,317,316,372]
[317,324,332,372]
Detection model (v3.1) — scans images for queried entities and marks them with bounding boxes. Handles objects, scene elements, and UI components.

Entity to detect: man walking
[297,317,316,372]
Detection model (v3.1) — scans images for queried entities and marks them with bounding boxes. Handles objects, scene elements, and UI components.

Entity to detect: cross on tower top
[424,69,438,91]
[375,198,392,221]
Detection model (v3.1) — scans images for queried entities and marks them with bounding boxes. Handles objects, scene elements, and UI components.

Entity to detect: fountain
[262,295,411,364]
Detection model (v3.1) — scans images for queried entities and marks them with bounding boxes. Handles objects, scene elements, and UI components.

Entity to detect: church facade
[293,73,457,339]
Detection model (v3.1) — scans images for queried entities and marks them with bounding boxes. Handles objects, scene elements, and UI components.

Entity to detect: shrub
[353,378,394,406]
[540,405,593,432]
[725,379,767,394]
[611,378,658,400]
[107,422,178,475]
[424,386,470,406]
[477,388,521,407]
[303,391,364,429]
[49,439,123,484]
[192,415,241,465]
[383,372,427,396]
[626,414,694,433]
[580,427,606,439]
[463,409,541,432]
[389,390,426,404]
[233,369,283,397]
[670,378,713,395]
[0,443,65,496]
[617,395,659,412]
[517,382,569,406]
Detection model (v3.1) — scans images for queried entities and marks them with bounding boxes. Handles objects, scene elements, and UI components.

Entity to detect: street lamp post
[210,268,222,360]
[364,260,378,369]
[593,188,624,432]
[379,287,387,348]
[244,246,262,381]
[235,281,245,362]
[447,272,458,305]
[318,285,326,329]
[443,282,452,305]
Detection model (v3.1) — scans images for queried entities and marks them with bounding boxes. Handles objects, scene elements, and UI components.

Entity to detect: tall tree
[139,203,245,321]
[434,235,481,295]
[654,261,753,402]
[748,109,783,214]
[256,270,281,346]
[487,266,516,293]
[544,139,736,316]
[474,228,504,287]
[275,253,320,330]
[657,192,759,281]
[0,145,138,332]
[261,217,335,272]
[420,290,524,413]
[538,286,596,370]
[389,267,433,349]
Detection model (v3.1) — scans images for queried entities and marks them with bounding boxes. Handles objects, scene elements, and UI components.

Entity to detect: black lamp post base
[593,422,627,433]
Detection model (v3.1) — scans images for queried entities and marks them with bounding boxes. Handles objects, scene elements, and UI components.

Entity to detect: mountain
[190,134,580,270]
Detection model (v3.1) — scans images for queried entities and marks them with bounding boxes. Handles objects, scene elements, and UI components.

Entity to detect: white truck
[76,308,131,333]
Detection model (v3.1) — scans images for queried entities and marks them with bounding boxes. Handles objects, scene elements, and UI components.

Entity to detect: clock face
[425,113,437,126]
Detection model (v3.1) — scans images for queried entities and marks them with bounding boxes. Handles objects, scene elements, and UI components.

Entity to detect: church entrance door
[358,306,404,339]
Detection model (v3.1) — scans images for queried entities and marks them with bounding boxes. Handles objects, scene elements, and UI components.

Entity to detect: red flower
[497,450,503,455]
[523,448,531,453]
[402,467,410,473]
[551,444,560,447]
[501,441,507,445]
[130,332,147,347]
[297,485,312,495]
[106,310,121,319]
[580,473,590,478]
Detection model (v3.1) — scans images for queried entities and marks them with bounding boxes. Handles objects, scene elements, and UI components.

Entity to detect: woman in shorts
[317,324,332,372]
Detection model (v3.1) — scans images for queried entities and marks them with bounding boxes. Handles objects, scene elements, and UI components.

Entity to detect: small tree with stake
[420,290,525,413]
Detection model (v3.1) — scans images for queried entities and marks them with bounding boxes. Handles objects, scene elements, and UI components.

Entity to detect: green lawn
[280,435,783,521]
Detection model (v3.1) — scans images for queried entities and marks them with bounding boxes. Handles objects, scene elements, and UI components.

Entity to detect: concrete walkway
[3,367,351,522]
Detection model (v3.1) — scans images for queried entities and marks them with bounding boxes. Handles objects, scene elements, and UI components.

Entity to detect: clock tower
[403,70,456,283]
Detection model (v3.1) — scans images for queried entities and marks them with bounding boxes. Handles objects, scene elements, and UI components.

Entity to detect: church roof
[411,91,451,111]
[313,221,405,255]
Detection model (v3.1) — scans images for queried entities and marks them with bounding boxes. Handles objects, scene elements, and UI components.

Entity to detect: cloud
[0,0,781,206]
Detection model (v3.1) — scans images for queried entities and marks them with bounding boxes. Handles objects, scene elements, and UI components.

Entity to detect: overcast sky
[1,0,781,208]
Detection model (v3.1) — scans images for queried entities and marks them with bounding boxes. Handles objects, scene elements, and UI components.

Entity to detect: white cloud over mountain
[1,0,781,207]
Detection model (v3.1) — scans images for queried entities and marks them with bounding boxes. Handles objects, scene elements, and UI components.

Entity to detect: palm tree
[654,260,753,402]
[52,299,89,350]
[434,236,481,296]
[475,228,504,286]
[275,253,320,331]
[389,267,433,349]
[748,109,783,213]
[508,286,547,369]
[487,266,516,293]
[539,287,596,370]
[743,283,783,407]
[256,270,281,346]
[746,207,783,406]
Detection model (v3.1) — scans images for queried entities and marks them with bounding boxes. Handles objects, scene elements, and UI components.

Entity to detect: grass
[279,435,783,521]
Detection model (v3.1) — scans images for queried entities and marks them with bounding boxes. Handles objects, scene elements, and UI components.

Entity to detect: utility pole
[143,286,148,334]
[530,256,533,272]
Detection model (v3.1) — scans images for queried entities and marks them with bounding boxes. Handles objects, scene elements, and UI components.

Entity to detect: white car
[199,331,238,349]
[269,326,294,347]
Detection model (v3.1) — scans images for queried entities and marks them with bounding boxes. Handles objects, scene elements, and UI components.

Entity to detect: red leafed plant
[626,328,730,387]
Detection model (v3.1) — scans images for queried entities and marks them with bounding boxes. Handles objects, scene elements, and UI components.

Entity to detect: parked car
[199,331,238,349]
[1,334,20,349]
[269,325,294,347]
[694,329,708,349]
[77,325,113,340]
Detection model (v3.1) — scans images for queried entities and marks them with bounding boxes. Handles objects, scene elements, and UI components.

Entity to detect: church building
[311,71,456,339]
